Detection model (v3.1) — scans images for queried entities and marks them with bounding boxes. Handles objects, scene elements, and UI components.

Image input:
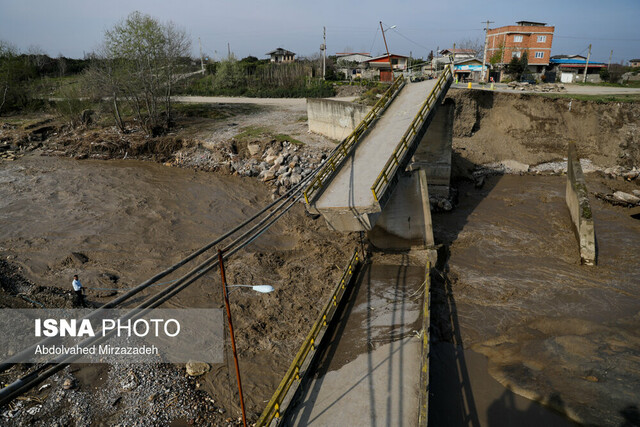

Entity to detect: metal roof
[516,20,547,26]
[550,58,605,65]
[365,54,409,62]
[265,48,296,56]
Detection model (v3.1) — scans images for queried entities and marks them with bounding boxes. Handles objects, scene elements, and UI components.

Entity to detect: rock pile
[596,190,640,207]
[221,140,327,199]
[507,82,566,92]
[0,143,22,161]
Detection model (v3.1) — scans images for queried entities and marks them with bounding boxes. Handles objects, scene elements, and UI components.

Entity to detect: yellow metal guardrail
[418,261,431,427]
[370,65,453,203]
[303,75,405,205]
[256,248,361,426]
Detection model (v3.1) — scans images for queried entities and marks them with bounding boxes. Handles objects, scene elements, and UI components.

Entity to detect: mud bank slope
[449,89,640,169]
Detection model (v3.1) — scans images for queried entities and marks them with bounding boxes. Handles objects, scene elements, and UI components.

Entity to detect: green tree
[88,11,191,135]
[489,43,504,66]
[506,50,529,81]
[0,41,37,115]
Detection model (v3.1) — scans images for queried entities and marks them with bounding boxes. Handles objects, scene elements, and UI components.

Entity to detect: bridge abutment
[409,97,455,198]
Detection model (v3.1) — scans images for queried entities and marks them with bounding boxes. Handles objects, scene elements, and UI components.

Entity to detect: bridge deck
[314,79,438,216]
[284,263,424,426]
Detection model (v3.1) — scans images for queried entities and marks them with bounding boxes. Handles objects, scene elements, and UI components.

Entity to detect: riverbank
[0,154,359,425]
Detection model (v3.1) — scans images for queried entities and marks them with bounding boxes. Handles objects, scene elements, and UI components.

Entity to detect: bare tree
[88,11,191,135]
[456,37,484,57]
[57,53,67,77]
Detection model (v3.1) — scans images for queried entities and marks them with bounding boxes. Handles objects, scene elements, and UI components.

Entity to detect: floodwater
[0,154,358,423]
[432,174,640,425]
[0,154,289,306]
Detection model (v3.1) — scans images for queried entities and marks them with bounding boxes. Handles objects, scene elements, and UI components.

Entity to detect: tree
[490,43,504,66]
[57,53,67,77]
[88,11,191,135]
[427,50,434,63]
[506,51,529,81]
[456,38,484,57]
[0,40,37,115]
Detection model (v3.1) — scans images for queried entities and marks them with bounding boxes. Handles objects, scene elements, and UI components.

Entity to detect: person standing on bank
[72,274,86,307]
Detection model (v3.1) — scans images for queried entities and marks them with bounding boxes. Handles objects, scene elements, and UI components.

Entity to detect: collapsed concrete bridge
[254,67,455,427]
[304,66,455,251]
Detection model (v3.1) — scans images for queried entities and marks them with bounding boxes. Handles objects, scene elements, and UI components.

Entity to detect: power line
[555,35,640,41]
[390,28,430,53]
[369,26,379,55]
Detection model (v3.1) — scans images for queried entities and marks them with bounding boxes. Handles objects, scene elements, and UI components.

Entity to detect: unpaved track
[173,96,357,108]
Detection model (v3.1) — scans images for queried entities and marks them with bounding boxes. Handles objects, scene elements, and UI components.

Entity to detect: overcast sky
[1,0,638,64]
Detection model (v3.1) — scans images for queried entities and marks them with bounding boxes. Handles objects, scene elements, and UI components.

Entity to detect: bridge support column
[410,98,455,198]
[368,169,435,252]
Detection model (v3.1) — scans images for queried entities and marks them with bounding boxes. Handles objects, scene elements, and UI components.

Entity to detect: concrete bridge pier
[410,97,455,198]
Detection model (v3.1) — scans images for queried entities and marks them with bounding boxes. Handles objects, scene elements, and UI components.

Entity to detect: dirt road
[173,95,357,109]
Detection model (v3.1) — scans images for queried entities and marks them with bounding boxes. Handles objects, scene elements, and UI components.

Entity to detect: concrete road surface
[285,263,425,427]
[314,80,438,214]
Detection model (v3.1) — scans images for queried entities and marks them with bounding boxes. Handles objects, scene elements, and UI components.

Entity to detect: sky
[1,0,639,64]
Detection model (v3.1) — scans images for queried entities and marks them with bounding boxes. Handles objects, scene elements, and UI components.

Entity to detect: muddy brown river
[1,155,639,425]
[432,174,640,425]
[0,154,358,423]
[0,155,288,302]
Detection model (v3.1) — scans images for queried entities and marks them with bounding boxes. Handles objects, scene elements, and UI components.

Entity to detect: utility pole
[608,49,613,70]
[583,44,592,83]
[218,249,247,427]
[322,26,326,80]
[198,37,204,73]
[380,21,393,80]
[452,42,456,81]
[227,42,231,60]
[481,20,494,82]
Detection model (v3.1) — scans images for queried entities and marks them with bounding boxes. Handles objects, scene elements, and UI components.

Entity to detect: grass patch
[274,133,304,146]
[235,126,271,140]
[536,93,640,103]
[357,83,390,106]
[31,75,83,98]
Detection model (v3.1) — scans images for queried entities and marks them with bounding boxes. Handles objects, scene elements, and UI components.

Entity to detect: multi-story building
[484,21,555,80]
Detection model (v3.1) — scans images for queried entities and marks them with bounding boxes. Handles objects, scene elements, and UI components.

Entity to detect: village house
[266,48,296,63]
[630,59,640,68]
[549,54,606,83]
[364,53,408,82]
[431,48,485,81]
[335,52,373,80]
[484,20,555,81]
